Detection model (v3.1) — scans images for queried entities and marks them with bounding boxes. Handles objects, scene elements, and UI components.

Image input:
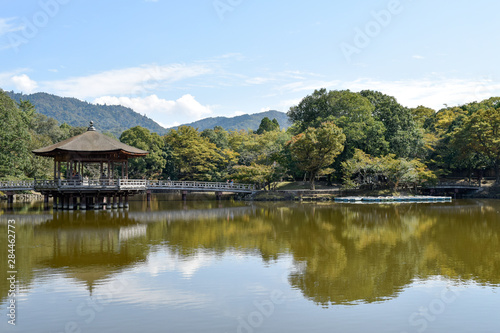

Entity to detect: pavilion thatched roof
[32,122,148,157]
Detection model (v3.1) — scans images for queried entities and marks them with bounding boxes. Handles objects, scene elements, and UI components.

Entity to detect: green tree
[360,90,425,158]
[288,122,346,190]
[0,91,31,179]
[200,126,230,149]
[342,149,436,191]
[229,130,291,189]
[287,89,389,176]
[164,126,229,181]
[120,126,167,179]
[256,117,280,134]
[455,106,500,181]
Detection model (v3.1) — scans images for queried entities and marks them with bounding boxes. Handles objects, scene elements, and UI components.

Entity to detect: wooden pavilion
[32,121,149,210]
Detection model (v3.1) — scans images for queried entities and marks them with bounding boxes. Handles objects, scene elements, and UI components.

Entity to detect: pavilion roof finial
[87,121,96,131]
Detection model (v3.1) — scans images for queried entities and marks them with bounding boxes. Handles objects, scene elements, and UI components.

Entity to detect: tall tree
[288,122,346,189]
[164,126,229,181]
[120,126,167,179]
[256,117,280,134]
[360,90,425,158]
[0,91,31,179]
[455,106,500,181]
[287,89,389,171]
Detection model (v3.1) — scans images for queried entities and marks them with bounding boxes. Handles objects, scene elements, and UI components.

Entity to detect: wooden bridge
[1,179,256,210]
[421,182,483,197]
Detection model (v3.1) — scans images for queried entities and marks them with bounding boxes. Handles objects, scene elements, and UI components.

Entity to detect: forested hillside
[6,91,168,137]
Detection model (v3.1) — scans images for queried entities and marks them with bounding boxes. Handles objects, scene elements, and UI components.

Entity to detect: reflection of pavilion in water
[4,205,257,295]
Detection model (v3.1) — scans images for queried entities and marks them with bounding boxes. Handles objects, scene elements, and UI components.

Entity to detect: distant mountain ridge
[172,110,292,131]
[6,91,168,137]
[5,91,291,135]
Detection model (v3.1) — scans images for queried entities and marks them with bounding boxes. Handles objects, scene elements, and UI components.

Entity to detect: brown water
[1,197,499,332]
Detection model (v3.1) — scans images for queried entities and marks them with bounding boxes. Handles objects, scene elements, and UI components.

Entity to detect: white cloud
[412,55,425,60]
[11,74,38,93]
[0,17,23,36]
[246,77,273,85]
[276,79,340,94]
[93,94,212,128]
[43,63,211,99]
[344,77,500,110]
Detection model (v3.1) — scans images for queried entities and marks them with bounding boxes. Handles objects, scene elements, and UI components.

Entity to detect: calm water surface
[1,196,499,333]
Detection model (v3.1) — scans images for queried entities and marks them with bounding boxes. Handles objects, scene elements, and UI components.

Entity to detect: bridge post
[124,193,129,209]
[216,191,222,201]
[112,195,118,209]
[147,190,151,204]
[63,195,69,210]
[80,194,86,210]
[68,194,74,210]
[94,196,100,210]
[42,194,49,211]
[182,190,187,201]
[119,194,124,208]
[57,194,63,210]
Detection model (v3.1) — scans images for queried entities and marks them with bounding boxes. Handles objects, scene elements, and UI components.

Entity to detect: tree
[360,90,425,158]
[164,126,229,181]
[120,126,167,179]
[229,130,291,189]
[201,126,230,149]
[455,106,500,181]
[256,117,280,134]
[288,122,346,190]
[342,149,436,191]
[287,89,389,177]
[0,91,31,179]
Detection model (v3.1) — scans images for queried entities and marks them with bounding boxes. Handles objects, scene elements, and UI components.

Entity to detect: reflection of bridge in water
[1,205,257,226]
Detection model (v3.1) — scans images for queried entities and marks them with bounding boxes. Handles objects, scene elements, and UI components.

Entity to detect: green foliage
[200,126,230,149]
[120,126,167,179]
[164,126,229,181]
[288,122,346,189]
[342,149,436,190]
[255,117,280,134]
[229,129,291,189]
[0,90,31,179]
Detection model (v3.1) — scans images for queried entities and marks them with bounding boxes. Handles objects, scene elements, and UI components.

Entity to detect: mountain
[6,91,168,137]
[173,110,292,131]
[5,91,291,135]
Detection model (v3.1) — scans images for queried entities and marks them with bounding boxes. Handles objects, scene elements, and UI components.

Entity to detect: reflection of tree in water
[1,201,500,307]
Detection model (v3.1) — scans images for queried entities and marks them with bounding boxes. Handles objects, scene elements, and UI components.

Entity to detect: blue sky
[1,0,499,128]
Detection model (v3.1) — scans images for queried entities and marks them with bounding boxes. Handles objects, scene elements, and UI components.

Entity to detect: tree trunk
[310,172,316,190]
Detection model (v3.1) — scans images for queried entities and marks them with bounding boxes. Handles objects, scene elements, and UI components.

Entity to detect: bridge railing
[2,179,254,192]
[146,180,255,191]
[0,180,34,190]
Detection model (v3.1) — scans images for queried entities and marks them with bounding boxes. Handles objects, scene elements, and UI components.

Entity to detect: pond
[1,196,499,333]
